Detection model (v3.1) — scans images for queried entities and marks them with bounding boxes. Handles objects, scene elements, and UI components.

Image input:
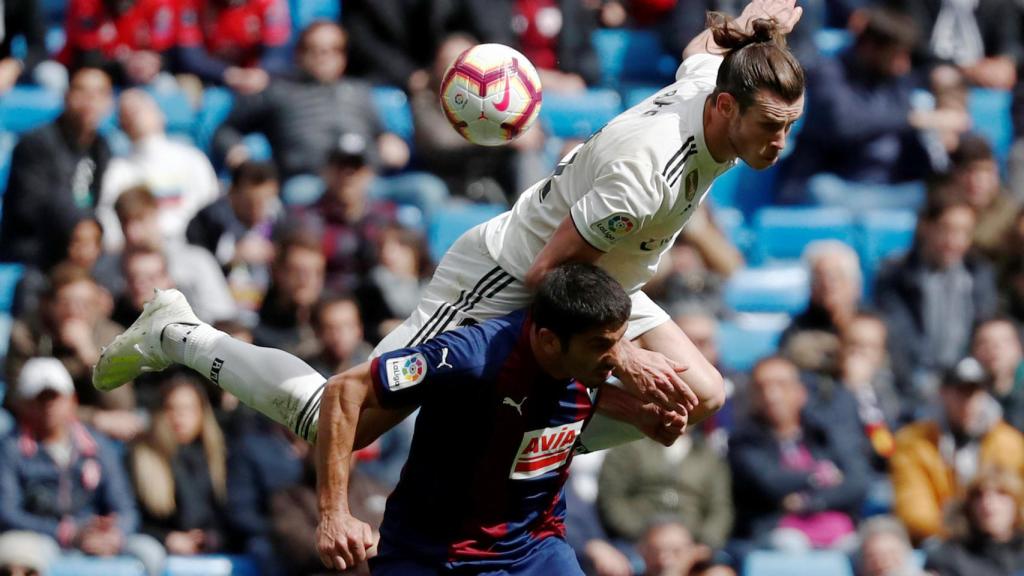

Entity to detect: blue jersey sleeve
[371,321,506,408]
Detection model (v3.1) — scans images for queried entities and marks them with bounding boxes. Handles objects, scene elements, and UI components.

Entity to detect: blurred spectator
[729,356,867,552]
[781,240,862,374]
[947,135,1018,261]
[411,33,526,200]
[598,435,733,548]
[562,451,632,576]
[0,67,113,269]
[252,233,324,357]
[111,247,175,327]
[647,233,729,317]
[11,215,105,323]
[453,0,600,92]
[0,359,161,574]
[923,64,971,164]
[0,0,47,94]
[875,191,997,398]
[836,313,904,468]
[268,450,388,576]
[129,371,227,555]
[176,0,291,93]
[924,466,1024,576]
[59,0,177,86]
[356,225,432,342]
[0,530,53,576]
[971,317,1024,431]
[305,295,373,377]
[95,186,237,323]
[637,518,735,576]
[884,0,1019,89]
[281,138,397,294]
[778,8,940,205]
[996,207,1024,323]
[187,161,282,321]
[343,0,450,91]
[6,264,143,442]
[1012,63,1024,201]
[891,357,1024,544]
[855,516,926,576]
[677,205,744,278]
[672,310,739,452]
[98,89,220,252]
[225,420,305,565]
[213,21,409,178]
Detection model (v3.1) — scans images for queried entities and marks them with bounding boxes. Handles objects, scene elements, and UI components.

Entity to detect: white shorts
[372,224,669,357]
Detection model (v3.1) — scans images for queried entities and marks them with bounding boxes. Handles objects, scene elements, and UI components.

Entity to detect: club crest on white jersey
[509,420,585,480]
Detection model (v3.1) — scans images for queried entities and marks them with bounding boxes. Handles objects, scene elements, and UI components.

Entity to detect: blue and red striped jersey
[369,310,595,569]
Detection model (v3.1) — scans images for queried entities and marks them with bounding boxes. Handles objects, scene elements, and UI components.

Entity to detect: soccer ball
[439,43,543,147]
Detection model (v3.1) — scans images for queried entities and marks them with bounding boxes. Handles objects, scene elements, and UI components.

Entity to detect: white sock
[161,323,326,442]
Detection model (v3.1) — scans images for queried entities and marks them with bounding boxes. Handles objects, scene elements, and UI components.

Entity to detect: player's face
[728,91,803,170]
[562,323,628,387]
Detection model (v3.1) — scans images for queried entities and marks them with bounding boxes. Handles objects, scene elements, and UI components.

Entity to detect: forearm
[316,374,365,516]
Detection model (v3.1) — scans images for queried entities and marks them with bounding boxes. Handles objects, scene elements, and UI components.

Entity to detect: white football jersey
[482,54,737,294]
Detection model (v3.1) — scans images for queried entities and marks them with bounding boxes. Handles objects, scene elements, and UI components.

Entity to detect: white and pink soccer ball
[440,43,543,147]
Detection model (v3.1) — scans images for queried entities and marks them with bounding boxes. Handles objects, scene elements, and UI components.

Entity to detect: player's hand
[737,0,803,35]
[637,403,688,447]
[612,342,697,413]
[317,510,377,571]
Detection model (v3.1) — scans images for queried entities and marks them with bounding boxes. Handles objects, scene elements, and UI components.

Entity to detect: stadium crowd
[2,0,1024,575]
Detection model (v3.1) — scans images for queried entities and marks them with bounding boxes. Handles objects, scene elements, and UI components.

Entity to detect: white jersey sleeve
[569,159,662,253]
[675,53,724,83]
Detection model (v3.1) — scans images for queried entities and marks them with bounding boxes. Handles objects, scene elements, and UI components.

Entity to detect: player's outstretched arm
[682,0,803,59]
[316,364,380,572]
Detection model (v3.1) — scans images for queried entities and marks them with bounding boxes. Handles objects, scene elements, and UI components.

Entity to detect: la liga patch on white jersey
[384,353,428,391]
[509,420,585,480]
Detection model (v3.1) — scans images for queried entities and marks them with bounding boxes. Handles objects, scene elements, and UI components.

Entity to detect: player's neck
[702,96,737,164]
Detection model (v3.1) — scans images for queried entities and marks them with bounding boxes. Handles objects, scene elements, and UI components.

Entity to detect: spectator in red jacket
[176,0,291,94]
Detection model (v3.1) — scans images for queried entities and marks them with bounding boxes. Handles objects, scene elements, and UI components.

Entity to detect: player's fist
[316,511,377,571]
[612,342,697,413]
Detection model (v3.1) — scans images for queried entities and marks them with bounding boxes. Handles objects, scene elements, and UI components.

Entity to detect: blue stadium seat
[427,202,505,263]
[968,88,1013,165]
[623,84,661,108]
[743,550,854,576]
[372,86,414,143]
[709,164,780,221]
[718,315,787,372]
[592,29,677,87]
[290,0,341,32]
[857,209,916,293]
[540,89,622,139]
[724,264,810,315]
[46,26,65,54]
[282,174,325,206]
[42,0,66,27]
[194,86,234,152]
[146,87,196,136]
[0,263,24,312]
[752,206,856,263]
[242,133,273,162]
[712,206,750,254]
[49,556,145,576]
[814,28,853,57]
[0,86,63,134]
[165,554,260,576]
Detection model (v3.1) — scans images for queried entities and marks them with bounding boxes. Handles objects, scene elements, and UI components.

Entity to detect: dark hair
[274,231,323,266]
[918,185,974,223]
[708,13,805,110]
[312,293,361,333]
[46,262,96,298]
[951,133,996,168]
[856,8,919,50]
[531,263,630,347]
[972,315,1023,345]
[230,161,279,192]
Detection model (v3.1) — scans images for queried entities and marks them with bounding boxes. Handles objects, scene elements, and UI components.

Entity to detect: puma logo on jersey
[509,420,586,479]
[437,347,453,369]
[503,395,527,415]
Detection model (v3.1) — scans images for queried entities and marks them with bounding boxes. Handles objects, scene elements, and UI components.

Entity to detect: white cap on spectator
[0,530,55,571]
[16,358,75,399]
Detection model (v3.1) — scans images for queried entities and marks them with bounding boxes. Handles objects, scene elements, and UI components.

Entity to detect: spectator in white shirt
[97,89,220,252]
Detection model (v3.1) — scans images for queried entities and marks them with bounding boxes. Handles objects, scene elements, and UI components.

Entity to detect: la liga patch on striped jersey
[509,420,586,480]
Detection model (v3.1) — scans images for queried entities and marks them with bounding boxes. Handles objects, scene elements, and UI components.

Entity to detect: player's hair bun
[707,12,787,51]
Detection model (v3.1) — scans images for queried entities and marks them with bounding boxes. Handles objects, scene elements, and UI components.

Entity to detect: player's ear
[536,327,564,355]
[716,92,738,119]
